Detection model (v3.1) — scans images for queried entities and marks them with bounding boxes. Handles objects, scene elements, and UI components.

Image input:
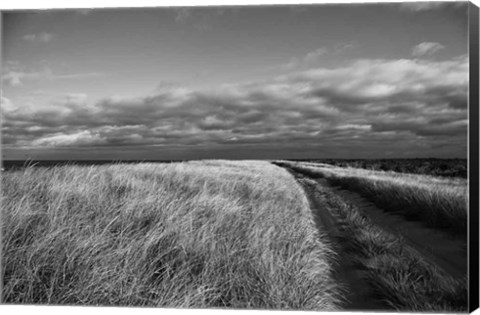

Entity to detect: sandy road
[283,166,468,310]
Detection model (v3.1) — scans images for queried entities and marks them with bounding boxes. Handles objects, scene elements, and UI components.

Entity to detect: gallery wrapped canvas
[1,1,478,313]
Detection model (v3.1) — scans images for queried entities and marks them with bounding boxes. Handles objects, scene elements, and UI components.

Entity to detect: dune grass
[1,160,340,309]
[276,161,468,236]
[298,176,467,312]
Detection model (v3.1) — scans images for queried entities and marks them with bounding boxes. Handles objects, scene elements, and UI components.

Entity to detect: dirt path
[327,180,467,278]
[284,166,468,309]
[293,172,387,310]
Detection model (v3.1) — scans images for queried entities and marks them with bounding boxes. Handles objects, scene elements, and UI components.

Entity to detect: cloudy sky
[1,2,470,160]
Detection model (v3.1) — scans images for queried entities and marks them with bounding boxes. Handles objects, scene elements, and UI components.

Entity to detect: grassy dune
[302,176,467,311]
[1,160,340,309]
[277,161,468,235]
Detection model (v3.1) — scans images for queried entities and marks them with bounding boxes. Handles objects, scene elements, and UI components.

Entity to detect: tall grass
[277,161,468,236]
[298,177,467,312]
[1,160,340,309]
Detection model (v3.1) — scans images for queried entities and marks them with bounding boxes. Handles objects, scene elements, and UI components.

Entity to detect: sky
[1,1,470,160]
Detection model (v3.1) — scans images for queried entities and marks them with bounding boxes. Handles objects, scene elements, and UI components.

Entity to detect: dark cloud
[372,118,467,138]
[2,55,468,158]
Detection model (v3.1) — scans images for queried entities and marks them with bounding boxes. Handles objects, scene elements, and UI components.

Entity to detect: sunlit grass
[1,160,340,309]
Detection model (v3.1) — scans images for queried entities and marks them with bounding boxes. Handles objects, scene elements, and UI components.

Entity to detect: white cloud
[64,93,88,103]
[1,96,19,113]
[282,47,328,70]
[2,72,24,86]
[400,2,467,12]
[400,2,447,12]
[295,56,468,102]
[22,32,55,43]
[32,130,105,147]
[412,42,445,57]
[281,43,354,70]
[304,48,328,63]
[174,8,192,23]
[173,8,225,31]
[2,62,105,87]
[335,124,371,131]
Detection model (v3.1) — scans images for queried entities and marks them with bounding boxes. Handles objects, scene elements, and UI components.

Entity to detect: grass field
[1,160,341,308]
[277,161,468,236]
[1,159,469,311]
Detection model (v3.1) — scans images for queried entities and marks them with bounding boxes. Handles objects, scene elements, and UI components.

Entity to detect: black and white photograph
[1,0,478,313]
